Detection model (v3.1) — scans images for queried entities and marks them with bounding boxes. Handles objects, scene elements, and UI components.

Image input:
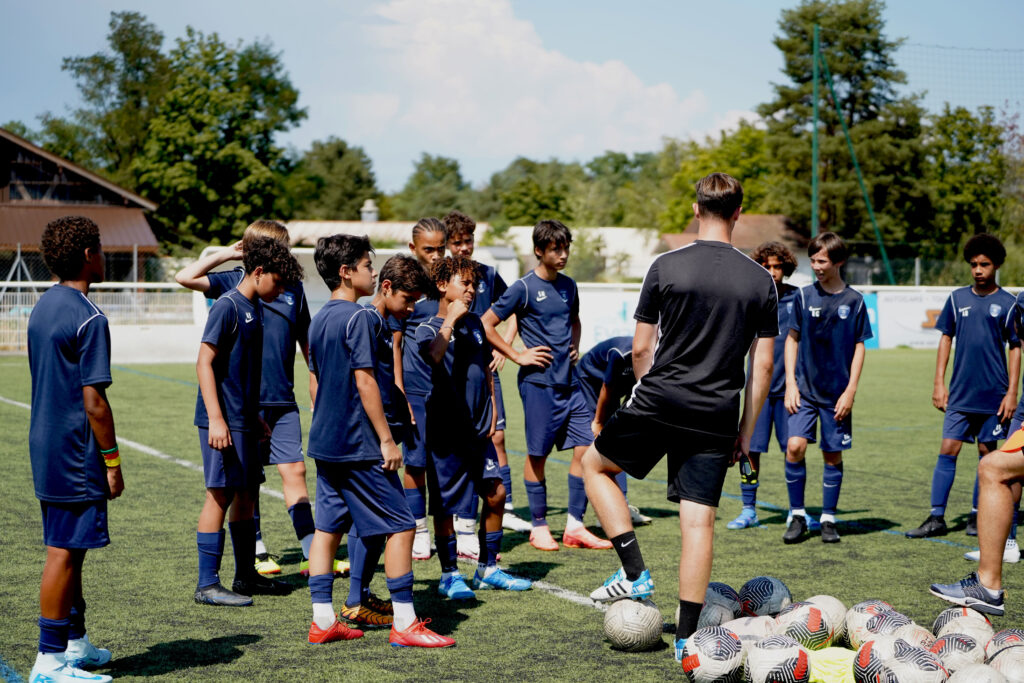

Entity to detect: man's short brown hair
[695,172,743,220]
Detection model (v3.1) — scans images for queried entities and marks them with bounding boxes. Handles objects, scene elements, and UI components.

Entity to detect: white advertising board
[875,290,950,349]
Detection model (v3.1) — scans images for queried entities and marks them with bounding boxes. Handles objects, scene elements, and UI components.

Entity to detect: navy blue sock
[405,486,426,519]
[930,454,957,516]
[500,465,514,508]
[785,460,806,510]
[386,571,414,605]
[288,501,315,539]
[822,463,844,516]
[68,598,86,640]
[973,454,984,510]
[484,530,502,568]
[524,479,548,525]
[567,474,587,521]
[253,497,262,545]
[436,533,458,573]
[197,530,224,589]
[614,471,628,496]
[359,536,385,603]
[38,617,70,655]
[228,519,256,581]
[308,573,334,608]
[345,533,367,608]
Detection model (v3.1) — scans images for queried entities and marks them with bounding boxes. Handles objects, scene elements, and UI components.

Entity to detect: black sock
[677,599,702,642]
[610,531,645,581]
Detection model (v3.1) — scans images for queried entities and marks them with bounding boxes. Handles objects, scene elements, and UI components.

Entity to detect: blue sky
[2,1,1022,191]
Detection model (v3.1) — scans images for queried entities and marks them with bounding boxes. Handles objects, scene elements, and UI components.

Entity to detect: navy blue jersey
[28,285,112,503]
[936,286,1018,413]
[576,336,634,412]
[194,289,263,431]
[415,313,494,440]
[307,300,382,462]
[490,271,579,388]
[769,284,799,397]
[363,304,402,425]
[207,267,310,406]
[792,282,873,406]
[399,297,440,397]
[470,263,508,318]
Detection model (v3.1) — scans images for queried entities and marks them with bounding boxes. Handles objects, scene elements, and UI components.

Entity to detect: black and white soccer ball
[885,645,950,683]
[743,635,811,683]
[937,616,995,652]
[895,622,937,650]
[679,626,745,683]
[696,602,737,630]
[603,598,663,652]
[721,616,776,647]
[947,663,1009,682]
[932,605,992,636]
[985,628,1024,660]
[987,643,1024,682]
[855,637,947,683]
[805,594,848,644]
[706,581,742,618]
[739,576,792,617]
[775,601,836,650]
[929,633,984,674]
[846,600,896,650]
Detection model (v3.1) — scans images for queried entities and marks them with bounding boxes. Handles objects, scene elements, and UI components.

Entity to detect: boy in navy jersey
[907,234,1020,542]
[28,216,123,683]
[176,221,340,578]
[783,232,872,545]
[306,234,453,648]
[193,237,303,606]
[727,242,800,531]
[444,211,533,536]
[416,256,533,599]
[483,220,612,552]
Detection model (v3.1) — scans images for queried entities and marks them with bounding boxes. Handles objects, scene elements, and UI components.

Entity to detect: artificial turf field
[0,348,1022,681]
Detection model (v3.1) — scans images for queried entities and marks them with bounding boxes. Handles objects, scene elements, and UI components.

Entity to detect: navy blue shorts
[751,396,788,454]
[198,428,262,489]
[426,437,501,516]
[519,381,592,456]
[40,500,109,549]
[494,373,507,432]
[943,409,1008,444]
[313,459,415,537]
[787,398,852,452]
[260,405,304,465]
[1010,414,1023,439]
[403,393,429,469]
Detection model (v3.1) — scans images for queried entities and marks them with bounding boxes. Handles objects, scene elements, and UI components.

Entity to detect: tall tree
[280,137,379,220]
[390,153,471,220]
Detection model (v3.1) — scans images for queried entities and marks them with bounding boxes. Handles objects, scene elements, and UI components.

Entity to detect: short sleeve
[205,267,244,300]
[346,309,377,370]
[935,295,956,337]
[295,289,311,347]
[414,322,439,364]
[602,352,625,386]
[1016,295,1024,340]
[634,260,661,324]
[491,271,508,304]
[790,289,804,335]
[757,280,780,338]
[854,298,873,343]
[202,298,237,350]
[78,314,112,388]
[1004,303,1020,346]
[491,279,527,321]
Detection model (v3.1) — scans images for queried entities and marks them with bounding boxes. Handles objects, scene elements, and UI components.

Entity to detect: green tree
[280,137,378,220]
[572,151,670,228]
[390,154,471,220]
[484,157,581,226]
[132,28,305,247]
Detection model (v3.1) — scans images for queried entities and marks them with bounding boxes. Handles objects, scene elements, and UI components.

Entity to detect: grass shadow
[836,517,900,536]
[504,560,559,581]
[106,634,260,676]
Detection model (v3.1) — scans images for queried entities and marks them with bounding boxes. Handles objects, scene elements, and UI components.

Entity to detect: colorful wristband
[102,449,120,459]
[104,456,121,468]
[100,445,119,455]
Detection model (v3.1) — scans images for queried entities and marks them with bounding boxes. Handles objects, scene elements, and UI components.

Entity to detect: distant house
[659,214,809,255]
[1,127,158,282]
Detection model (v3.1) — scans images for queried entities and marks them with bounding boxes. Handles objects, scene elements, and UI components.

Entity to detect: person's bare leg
[309,531,342,577]
[678,500,716,603]
[40,547,78,620]
[277,461,309,508]
[582,444,630,537]
[976,451,1022,590]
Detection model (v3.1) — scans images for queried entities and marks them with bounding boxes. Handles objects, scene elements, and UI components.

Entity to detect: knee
[823,452,842,466]
[786,442,806,462]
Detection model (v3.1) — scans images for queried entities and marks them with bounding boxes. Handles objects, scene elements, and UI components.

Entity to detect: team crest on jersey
[990,304,1003,317]
[477,281,487,294]
[473,329,484,345]
[559,290,568,303]
[786,302,793,314]
[838,305,851,320]
[282,293,294,306]
[536,290,548,302]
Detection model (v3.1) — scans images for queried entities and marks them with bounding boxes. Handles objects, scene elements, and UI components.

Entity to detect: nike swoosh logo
[619,539,635,548]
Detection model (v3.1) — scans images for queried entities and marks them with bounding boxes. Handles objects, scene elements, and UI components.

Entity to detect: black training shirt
[627,240,778,437]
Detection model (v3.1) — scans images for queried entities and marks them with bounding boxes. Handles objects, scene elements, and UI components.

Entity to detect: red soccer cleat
[562,526,613,549]
[389,619,456,648]
[308,618,364,644]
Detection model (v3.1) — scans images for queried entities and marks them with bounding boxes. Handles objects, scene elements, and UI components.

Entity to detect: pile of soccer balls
[602,575,1024,681]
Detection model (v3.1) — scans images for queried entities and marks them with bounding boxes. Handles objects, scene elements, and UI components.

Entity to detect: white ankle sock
[393,601,416,631]
[791,508,806,518]
[255,539,268,556]
[312,602,335,630]
[565,515,584,532]
[819,513,836,523]
[415,517,428,533]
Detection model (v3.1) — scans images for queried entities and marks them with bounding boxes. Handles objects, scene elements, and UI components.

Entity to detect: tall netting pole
[811,24,820,238]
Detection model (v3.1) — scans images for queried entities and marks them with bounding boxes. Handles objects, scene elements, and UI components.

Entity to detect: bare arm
[393,330,406,393]
[932,334,953,411]
[735,336,775,462]
[1000,344,1021,421]
[784,330,801,414]
[299,341,318,409]
[83,385,123,499]
[491,314,518,372]
[355,368,402,470]
[632,322,657,381]
[487,365,497,438]
[592,383,615,437]
[570,314,582,362]
[482,309,552,368]
[175,242,243,292]
[834,342,866,421]
[196,342,231,449]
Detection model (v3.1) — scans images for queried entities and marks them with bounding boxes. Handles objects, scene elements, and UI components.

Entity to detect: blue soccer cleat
[438,572,475,600]
[675,638,688,663]
[472,567,532,591]
[726,507,758,530]
[29,660,111,683]
[930,571,1005,616]
[589,567,654,603]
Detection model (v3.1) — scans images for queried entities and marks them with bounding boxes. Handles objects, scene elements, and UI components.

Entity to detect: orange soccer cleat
[562,526,613,549]
[308,618,364,644]
[389,619,456,648]
[529,525,560,551]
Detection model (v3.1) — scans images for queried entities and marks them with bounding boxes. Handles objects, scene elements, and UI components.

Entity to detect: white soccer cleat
[64,634,112,669]
[30,654,111,683]
[589,567,654,603]
[454,516,480,560]
[502,510,533,532]
[628,505,653,526]
[963,538,1020,563]
[412,526,432,560]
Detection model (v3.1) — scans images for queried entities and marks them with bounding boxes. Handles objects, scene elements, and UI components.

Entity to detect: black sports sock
[677,599,702,642]
[610,531,645,581]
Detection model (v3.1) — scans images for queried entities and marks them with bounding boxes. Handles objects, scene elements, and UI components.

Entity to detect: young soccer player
[727,242,800,531]
[483,220,612,551]
[783,232,873,545]
[28,216,123,683]
[306,234,453,647]
[175,221,344,577]
[193,237,303,606]
[906,234,1019,542]
[577,336,651,526]
[444,210,533,535]
[415,256,533,598]
[580,173,777,664]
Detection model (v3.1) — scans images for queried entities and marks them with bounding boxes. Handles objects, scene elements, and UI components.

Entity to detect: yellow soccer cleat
[254,553,282,575]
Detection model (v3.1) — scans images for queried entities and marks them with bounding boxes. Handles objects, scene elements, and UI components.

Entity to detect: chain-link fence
[0,245,168,285]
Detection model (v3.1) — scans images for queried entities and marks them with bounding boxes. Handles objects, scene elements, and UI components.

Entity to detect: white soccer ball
[744,635,811,683]
[706,581,742,618]
[896,623,937,650]
[721,616,776,647]
[855,637,948,683]
[679,626,745,683]
[938,616,995,652]
[864,611,914,640]
[853,636,903,682]
[739,576,793,617]
[929,633,984,674]
[603,598,663,652]
[986,628,1024,660]
[947,662,1009,682]
[805,594,848,644]
[696,602,737,630]
[932,606,992,636]
[846,600,896,650]
[987,643,1024,682]
[775,601,836,650]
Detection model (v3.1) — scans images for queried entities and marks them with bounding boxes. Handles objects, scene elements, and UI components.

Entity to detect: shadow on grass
[106,634,260,676]
[837,517,899,536]
[505,560,559,581]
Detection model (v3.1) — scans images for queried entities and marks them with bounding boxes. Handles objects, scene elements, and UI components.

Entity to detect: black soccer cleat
[194,583,254,607]
[783,515,808,544]
[232,573,289,596]
[820,521,841,543]
[966,512,978,537]
[905,514,947,539]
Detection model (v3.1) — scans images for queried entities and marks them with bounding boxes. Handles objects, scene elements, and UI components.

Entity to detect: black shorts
[594,408,733,507]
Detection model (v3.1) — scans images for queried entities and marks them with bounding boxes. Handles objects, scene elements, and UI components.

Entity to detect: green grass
[0,349,1021,681]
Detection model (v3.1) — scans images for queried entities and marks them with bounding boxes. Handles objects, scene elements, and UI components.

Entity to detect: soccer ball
[855,637,947,683]
[744,635,811,683]
[775,601,836,650]
[865,611,914,639]
[697,602,737,630]
[938,616,995,651]
[987,643,1024,682]
[721,616,776,646]
[603,598,663,652]
[679,626,745,683]
[739,576,792,617]
[932,606,992,636]
[947,663,1009,682]
[986,628,1024,660]
[846,600,896,650]
[805,594,848,644]
[930,633,984,673]
[853,636,903,681]
[895,623,937,650]
[706,581,742,618]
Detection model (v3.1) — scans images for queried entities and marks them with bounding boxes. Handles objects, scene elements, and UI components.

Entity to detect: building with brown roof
[659,214,809,255]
